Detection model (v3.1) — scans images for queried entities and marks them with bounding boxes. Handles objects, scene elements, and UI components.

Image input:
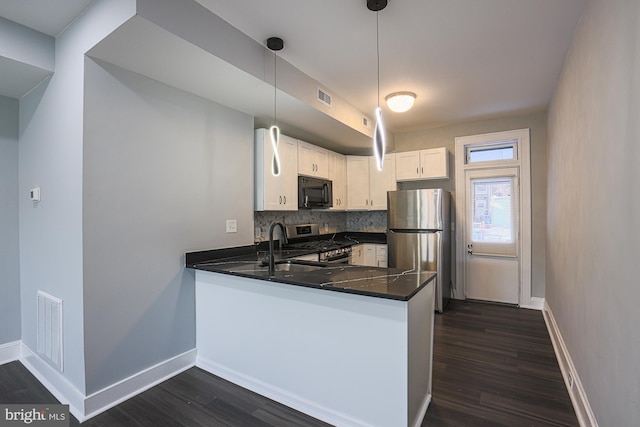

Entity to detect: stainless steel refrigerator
[388,189,451,312]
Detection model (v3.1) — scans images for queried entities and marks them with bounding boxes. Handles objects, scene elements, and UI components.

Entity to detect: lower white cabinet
[350,243,387,267]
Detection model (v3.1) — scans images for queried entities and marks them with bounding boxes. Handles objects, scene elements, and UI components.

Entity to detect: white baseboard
[411,393,431,427]
[197,356,375,427]
[520,296,545,310]
[542,302,599,427]
[20,344,196,422]
[20,344,86,421]
[83,348,196,421]
[0,340,22,365]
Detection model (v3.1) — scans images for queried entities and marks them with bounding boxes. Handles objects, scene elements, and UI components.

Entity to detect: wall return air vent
[317,87,333,107]
[37,290,63,372]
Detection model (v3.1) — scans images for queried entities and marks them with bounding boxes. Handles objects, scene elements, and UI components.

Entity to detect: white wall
[0,95,20,345]
[18,0,135,394]
[82,59,254,393]
[394,111,548,298]
[546,0,640,424]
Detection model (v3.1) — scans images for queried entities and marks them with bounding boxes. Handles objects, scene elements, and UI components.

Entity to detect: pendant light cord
[376,11,380,109]
[273,51,278,125]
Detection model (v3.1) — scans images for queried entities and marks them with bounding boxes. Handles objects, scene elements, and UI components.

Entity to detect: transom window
[466,141,517,164]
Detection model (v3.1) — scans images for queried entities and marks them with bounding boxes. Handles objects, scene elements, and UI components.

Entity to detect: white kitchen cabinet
[346,156,370,210]
[255,129,298,211]
[346,154,396,210]
[369,155,396,210]
[298,140,329,179]
[363,244,376,267]
[350,243,387,267]
[376,244,388,268]
[350,244,365,265]
[395,147,449,181]
[328,151,347,210]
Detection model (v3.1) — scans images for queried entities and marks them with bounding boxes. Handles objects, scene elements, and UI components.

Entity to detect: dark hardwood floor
[423,300,578,426]
[0,300,577,426]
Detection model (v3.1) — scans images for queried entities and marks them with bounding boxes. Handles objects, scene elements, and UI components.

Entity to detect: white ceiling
[0,0,92,36]
[1,0,586,134]
[195,0,586,131]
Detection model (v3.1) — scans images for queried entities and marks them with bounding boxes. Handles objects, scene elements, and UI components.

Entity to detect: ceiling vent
[317,87,333,107]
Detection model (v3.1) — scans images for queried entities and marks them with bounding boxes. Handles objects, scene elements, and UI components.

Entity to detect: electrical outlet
[226,219,237,233]
[255,226,262,239]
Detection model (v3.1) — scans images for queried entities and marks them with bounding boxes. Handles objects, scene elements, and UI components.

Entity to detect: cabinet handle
[283,196,286,204]
[279,196,282,204]
[416,167,419,175]
[421,166,424,174]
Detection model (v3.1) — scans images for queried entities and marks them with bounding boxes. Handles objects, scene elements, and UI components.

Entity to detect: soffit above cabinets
[86,1,378,155]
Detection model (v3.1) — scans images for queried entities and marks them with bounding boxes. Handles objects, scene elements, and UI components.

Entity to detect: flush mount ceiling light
[385,91,417,113]
[367,0,388,171]
[267,36,284,176]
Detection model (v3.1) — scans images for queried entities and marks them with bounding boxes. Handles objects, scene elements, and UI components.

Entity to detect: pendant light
[267,37,284,176]
[367,0,387,171]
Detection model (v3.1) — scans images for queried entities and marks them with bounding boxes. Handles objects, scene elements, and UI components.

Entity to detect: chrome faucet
[268,222,288,275]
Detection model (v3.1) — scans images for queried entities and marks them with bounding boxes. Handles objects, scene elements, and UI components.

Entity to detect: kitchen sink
[270,260,328,273]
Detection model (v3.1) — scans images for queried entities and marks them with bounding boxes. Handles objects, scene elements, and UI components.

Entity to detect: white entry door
[464,168,520,303]
[455,129,532,307]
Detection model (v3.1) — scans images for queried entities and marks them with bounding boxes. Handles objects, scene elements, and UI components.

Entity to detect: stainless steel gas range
[285,224,352,264]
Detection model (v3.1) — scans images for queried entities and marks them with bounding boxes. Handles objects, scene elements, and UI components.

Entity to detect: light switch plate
[226,219,237,233]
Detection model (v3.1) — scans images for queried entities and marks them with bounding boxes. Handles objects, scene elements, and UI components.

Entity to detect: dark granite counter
[186,243,435,301]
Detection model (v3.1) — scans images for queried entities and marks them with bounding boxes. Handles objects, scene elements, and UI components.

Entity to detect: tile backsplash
[254,210,387,241]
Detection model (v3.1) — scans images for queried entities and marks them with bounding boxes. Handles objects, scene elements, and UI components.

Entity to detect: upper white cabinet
[369,155,396,210]
[255,129,298,211]
[346,156,371,210]
[328,151,347,210]
[298,140,329,179]
[395,147,449,181]
[346,154,396,210]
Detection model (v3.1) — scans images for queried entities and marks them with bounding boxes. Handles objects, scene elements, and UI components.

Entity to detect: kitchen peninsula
[186,245,436,427]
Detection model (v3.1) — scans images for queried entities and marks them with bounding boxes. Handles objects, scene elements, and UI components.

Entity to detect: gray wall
[546,0,639,424]
[393,111,548,298]
[82,59,254,393]
[18,0,135,393]
[0,95,20,345]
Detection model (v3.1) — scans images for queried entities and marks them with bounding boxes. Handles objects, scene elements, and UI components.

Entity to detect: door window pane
[472,178,514,244]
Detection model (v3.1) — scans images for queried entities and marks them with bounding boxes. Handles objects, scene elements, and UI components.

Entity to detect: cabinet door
[394,151,421,181]
[420,147,449,179]
[279,135,299,210]
[369,154,396,210]
[346,156,370,210]
[255,129,298,211]
[350,244,364,265]
[313,146,329,179]
[363,244,377,267]
[375,244,388,267]
[328,151,347,211]
[297,141,315,177]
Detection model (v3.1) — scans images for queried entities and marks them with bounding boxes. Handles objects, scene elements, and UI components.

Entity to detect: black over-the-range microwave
[298,176,333,209]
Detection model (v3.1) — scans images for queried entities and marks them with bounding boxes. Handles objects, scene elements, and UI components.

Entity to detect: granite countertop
[186,237,436,301]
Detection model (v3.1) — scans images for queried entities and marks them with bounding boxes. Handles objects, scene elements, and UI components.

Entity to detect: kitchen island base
[195,270,434,427]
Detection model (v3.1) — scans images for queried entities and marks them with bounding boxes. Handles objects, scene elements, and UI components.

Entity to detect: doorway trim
[454,129,532,307]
